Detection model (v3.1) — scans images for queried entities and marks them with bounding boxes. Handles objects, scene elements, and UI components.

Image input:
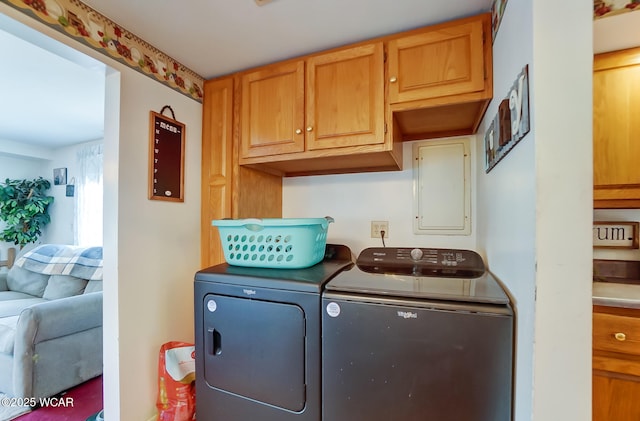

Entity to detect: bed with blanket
[0,244,103,399]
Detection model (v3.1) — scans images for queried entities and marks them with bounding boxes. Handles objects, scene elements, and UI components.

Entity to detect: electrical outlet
[371,221,389,239]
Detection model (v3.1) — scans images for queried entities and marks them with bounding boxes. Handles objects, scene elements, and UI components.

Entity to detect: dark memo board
[148,110,186,202]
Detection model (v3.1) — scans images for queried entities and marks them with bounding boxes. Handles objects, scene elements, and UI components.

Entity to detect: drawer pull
[615,332,627,341]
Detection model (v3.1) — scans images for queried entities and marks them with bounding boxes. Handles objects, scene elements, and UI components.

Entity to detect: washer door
[322,297,513,421]
[202,294,306,411]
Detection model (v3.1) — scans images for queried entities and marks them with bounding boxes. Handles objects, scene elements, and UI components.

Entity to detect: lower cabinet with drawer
[593,305,640,421]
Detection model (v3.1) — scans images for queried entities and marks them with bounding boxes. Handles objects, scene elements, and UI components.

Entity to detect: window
[75,143,103,246]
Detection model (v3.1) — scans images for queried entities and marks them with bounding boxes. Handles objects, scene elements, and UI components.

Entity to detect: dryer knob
[410,248,423,261]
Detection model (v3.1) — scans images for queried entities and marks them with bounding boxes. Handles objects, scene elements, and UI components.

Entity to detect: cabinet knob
[295,129,302,134]
[615,332,626,341]
[389,76,397,83]
[306,126,313,132]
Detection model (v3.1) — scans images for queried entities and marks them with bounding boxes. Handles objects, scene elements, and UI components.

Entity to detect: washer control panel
[356,247,486,277]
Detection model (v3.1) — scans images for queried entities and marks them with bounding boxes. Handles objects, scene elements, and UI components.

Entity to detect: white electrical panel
[413,137,471,235]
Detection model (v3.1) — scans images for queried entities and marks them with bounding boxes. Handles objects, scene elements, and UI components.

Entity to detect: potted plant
[0,177,54,248]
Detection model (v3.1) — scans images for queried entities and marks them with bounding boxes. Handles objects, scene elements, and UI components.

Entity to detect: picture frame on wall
[484,65,530,173]
[53,168,67,185]
[148,110,186,202]
[491,0,509,42]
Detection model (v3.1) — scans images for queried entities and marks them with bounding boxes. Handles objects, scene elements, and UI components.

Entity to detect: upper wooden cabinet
[387,17,485,104]
[388,14,493,141]
[593,47,640,208]
[240,42,397,176]
[306,43,385,151]
[241,61,305,158]
[213,13,491,177]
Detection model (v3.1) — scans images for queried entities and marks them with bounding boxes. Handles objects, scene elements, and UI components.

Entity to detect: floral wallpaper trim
[594,0,640,19]
[2,0,204,102]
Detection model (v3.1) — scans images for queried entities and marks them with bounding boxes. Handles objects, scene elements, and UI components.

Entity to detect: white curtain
[75,143,103,246]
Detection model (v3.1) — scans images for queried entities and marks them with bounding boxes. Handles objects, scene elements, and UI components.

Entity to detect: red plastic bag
[156,341,196,421]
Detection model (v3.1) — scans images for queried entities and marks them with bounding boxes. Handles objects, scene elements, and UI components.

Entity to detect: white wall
[283,136,478,255]
[475,3,536,417]
[0,156,42,179]
[0,5,203,421]
[476,1,592,420]
[44,139,103,245]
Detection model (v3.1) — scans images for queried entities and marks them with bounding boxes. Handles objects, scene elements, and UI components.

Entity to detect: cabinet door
[593,370,640,421]
[593,306,640,421]
[387,17,485,104]
[201,78,234,268]
[241,61,305,158]
[593,47,640,207]
[306,42,384,150]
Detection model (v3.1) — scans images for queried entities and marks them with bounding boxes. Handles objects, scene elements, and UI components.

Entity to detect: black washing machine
[322,247,514,421]
[194,244,353,421]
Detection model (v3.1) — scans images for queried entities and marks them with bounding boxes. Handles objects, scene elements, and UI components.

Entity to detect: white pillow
[42,275,88,300]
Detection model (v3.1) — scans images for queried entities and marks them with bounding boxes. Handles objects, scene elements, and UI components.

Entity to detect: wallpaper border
[2,0,204,102]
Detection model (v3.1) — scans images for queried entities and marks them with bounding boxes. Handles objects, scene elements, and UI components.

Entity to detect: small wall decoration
[594,221,639,249]
[149,106,185,203]
[53,168,67,185]
[66,177,75,197]
[484,64,530,173]
[491,0,509,42]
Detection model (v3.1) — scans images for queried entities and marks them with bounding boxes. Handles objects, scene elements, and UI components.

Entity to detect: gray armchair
[0,245,103,399]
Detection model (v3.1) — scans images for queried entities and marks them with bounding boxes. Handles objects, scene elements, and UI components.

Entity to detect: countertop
[593,281,640,309]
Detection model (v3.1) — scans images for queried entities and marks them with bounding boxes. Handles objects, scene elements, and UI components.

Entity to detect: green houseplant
[0,177,54,248]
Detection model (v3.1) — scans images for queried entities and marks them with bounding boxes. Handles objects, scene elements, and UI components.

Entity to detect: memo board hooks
[160,105,176,120]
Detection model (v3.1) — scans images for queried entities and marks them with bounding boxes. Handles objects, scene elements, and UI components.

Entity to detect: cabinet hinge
[384,122,388,134]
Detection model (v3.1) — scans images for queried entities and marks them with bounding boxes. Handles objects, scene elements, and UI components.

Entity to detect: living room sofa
[0,244,103,399]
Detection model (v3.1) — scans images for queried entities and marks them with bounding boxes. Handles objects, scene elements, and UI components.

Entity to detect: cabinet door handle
[295,129,302,134]
[615,332,626,341]
[306,126,313,132]
[389,76,398,83]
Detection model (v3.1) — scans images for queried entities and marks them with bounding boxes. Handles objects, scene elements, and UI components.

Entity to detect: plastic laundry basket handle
[323,216,335,229]
[242,219,265,232]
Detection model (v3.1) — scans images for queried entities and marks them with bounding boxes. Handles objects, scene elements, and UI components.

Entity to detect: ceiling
[80,0,493,80]
[0,0,494,150]
[0,12,106,150]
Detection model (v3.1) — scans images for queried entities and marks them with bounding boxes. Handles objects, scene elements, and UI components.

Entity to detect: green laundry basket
[212,217,334,269]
